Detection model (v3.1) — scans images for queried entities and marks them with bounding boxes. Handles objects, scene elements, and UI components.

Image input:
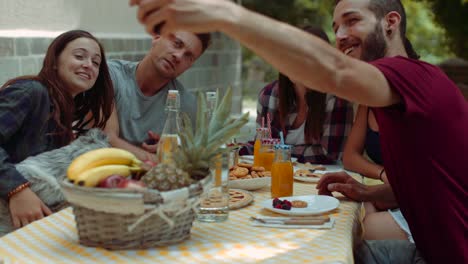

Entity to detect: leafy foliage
[241,0,458,65]
[414,0,468,60]
[403,0,454,63]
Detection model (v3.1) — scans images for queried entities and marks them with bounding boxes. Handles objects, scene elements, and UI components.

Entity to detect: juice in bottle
[157,134,179,163]
[258,138,280,171]
[271,145,294,198]
[258,148,275,170]
[253,128,268,166]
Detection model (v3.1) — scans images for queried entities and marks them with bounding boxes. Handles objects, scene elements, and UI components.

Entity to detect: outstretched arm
[131,0,400,107]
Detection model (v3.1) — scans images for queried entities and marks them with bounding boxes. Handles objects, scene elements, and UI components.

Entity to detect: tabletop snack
[229,163,271,180]
[303,163,327,171]
[228,162,271,190]
[272,198,309,210]
[294,169,321,178]
[272,198,292,210]
[229,189,254,209]
[61,89,249,249]
[291,200,308,208]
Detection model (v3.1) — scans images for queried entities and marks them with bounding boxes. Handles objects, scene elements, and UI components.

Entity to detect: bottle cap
[261,138,280,145]
[166,90,180,109]
[168,89,179,97]
[274,144,292,150]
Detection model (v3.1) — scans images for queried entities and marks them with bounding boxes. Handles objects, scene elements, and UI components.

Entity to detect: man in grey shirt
[104,30,211,163]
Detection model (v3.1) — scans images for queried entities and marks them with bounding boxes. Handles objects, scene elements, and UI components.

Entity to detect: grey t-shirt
[108,59,197,145]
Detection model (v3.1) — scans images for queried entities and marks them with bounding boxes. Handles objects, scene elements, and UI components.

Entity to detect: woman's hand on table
[316,172,370,202]
[8,188,52,228]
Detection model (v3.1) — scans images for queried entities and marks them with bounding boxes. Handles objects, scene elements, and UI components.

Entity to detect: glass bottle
[205,91,218,122]
[271,144,294,198]
[257,138,280,171]
[253,128,269,166]
[157,90,181,164]
[197,91,230,223]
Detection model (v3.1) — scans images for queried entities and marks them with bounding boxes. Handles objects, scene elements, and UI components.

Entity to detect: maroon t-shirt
[370,56,468,263]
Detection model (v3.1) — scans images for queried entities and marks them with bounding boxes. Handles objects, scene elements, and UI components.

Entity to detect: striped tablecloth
[0,182,362,264]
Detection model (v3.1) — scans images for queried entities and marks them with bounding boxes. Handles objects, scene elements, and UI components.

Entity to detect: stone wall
[0,32,242,113]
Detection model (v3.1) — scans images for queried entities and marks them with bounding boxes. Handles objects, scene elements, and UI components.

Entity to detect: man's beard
[361,23,388,62]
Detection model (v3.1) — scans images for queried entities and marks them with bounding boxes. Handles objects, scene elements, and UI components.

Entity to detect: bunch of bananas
[67,148,142,187]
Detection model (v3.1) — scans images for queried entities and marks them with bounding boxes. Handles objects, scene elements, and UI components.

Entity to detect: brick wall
[0,32,242,113]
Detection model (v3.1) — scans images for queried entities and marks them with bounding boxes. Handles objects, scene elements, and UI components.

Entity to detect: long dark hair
[1,30,114,146]
[278,25,329,143]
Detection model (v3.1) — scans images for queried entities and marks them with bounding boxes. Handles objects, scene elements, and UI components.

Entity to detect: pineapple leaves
[176,87,249,178]
[195,92,207,137]
[208,87,233,137]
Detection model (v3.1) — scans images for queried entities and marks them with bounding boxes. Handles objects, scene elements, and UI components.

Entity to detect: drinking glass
[196,151,231,222]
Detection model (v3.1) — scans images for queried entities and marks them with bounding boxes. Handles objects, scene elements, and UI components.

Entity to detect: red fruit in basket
[97,175,127,188]
[144,160,158,167]
[117,179,146,190]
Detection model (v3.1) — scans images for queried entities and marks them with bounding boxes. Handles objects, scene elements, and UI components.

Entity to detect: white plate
[229,177,270,191]
[293,165,345,183]
[239,155,298,163]
[260,195,340,216]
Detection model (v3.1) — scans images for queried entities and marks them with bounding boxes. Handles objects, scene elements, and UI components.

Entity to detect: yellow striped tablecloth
[0,182,362,264]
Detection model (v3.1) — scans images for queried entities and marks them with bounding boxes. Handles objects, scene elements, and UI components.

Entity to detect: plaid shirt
[0,80,59,200]
[256,81,354,164]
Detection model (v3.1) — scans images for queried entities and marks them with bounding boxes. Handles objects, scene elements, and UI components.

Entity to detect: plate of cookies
[228,162,271,191]
[260,195,340,216]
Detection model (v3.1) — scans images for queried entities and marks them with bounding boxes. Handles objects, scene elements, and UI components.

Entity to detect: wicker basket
[60,176,211,250]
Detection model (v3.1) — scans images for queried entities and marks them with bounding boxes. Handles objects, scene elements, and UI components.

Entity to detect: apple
[144,160,157,167]
[97,175,127,188]
[117,179,146,190]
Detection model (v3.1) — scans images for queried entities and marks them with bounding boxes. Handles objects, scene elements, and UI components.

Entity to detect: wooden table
[0,181,362,264]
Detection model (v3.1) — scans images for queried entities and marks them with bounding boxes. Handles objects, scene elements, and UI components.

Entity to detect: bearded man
[130,0,468,263]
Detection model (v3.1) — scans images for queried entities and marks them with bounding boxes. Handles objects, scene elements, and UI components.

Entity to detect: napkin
[250,216,335,229]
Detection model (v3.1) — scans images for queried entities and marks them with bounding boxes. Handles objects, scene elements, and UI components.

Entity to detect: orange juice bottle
[271,145,294,198]
[253,128,268,166]
[257,138,272,170]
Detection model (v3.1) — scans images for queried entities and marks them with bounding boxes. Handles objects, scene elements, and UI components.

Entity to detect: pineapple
[142,88,249,191]
[142,163,192,191]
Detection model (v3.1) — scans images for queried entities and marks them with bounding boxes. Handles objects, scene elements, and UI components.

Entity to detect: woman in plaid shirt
[256,26,354,164]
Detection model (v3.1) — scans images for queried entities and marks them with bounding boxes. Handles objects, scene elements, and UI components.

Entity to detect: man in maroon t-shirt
[131,0,467,263]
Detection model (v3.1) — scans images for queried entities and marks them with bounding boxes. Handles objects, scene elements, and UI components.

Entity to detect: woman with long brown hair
[0,30,113,230]
[257,25,354,164]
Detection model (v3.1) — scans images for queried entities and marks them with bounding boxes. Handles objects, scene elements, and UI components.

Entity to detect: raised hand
[130,0,238,35]
[8,188,52,228]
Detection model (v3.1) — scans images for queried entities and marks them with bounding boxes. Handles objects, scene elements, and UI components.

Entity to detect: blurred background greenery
[240,0,468,98]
